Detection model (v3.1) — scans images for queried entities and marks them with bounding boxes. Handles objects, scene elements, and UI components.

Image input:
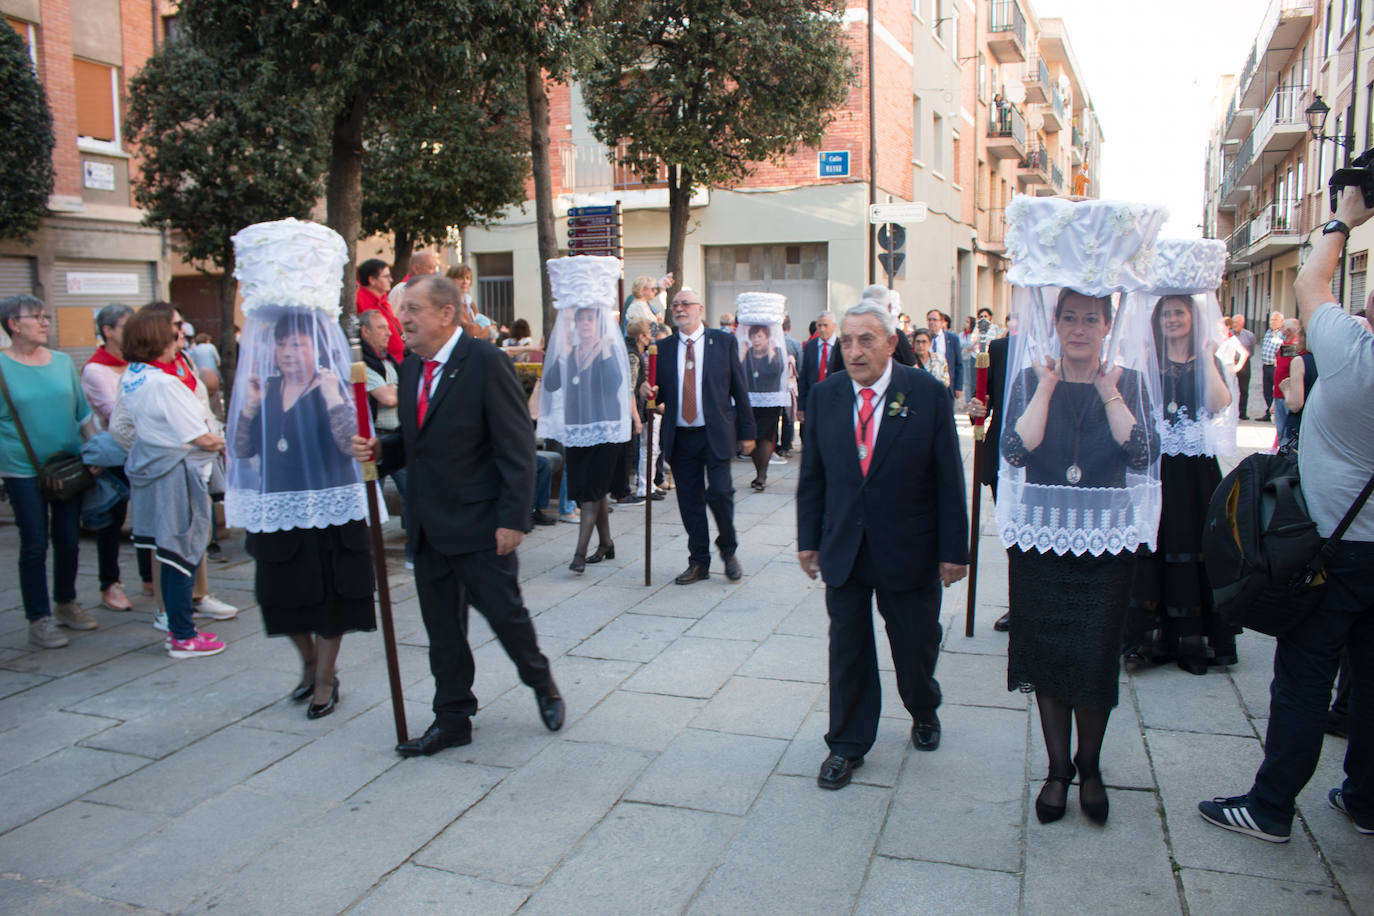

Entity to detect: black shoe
[290,681,314,702]
[1326,710,1350,740]
[570,554,587,574]
[675,564,710,584]
[1075,756,1109,824]
[530,510,557,527]
[587,542,615,563]
[1035,766,1076,824]
[722,555,742,581]
[1177,657,1209,676]
[616,494,645,505]
[396,721,472,756]
[817,753,864,790]
[307,678,339,719]
[1209,652,1239,668]
[911,713,941,751]
[536,684,565,731]
[651,488,667,501]
[993,612,1011,633]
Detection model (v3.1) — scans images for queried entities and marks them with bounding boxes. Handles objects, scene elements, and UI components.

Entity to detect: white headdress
[735,292,790,408]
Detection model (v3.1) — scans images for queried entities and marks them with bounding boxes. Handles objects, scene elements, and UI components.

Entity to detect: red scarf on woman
[86,345,127,369]
[149,355,198,392]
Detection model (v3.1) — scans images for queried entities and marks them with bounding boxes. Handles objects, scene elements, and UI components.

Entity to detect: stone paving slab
[855,857,1021,916]
[626,728,786,815]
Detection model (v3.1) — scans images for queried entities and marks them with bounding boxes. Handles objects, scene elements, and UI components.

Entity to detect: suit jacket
[799,335,838,411]
[797,363,969,590]
[655,327,756,461]
[938,329,965,393]
[980,335,1009,487]
[827,330,918,375]
[379,331,535,556]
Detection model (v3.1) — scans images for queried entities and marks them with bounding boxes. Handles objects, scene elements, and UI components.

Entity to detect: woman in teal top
[0,295,97,649]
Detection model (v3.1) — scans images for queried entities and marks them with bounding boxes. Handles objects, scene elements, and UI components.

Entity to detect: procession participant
[226,219,376,716]
[827,286,916,372]
[798,310,838,428]
[352,275,563,755]
[640,288,756,584]
[926,308,965,398]
[734,292,789,492]
[537,256,633,573]
[1124,239,1238,674]
[797,301,969,789]
[998,195,1166,825]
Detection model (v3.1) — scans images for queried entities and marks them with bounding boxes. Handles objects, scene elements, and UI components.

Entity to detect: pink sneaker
[167,632,226,659]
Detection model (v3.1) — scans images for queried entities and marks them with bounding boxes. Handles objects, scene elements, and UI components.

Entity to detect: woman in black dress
[743,324,786,490]
[1127,294,1236,673]
[230,313,375,718]
[1000,288,1159,825]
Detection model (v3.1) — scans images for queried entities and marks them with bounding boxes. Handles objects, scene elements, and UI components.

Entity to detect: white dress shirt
[851,359,894,443]
[676,325,707,428]
[419,326,463,400]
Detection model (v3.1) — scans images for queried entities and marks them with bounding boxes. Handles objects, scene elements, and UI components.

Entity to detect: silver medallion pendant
[686,360,694,370]
[857,444,869,461]
[276,437,289,453]
[752,370,759,378]
[1065,464,1082,484]
[572,376,580,385]
[1166,400,1178,415]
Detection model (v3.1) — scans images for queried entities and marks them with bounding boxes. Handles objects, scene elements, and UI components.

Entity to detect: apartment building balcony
[1016,144,1050,189]
[1246,198,1308,261]
[1023,56,1049,104]
[1226,220,1252,259]
[988,1,1027,63]
[1231,85,1307,192]
[559,139,670,194]
[1051,161,1064,192]
[980,207,1007,251]
[1238,0,1316,109]
[1042,87,1066,133]
[1219,132,1255,209]
[1224,95,1255,143]
[987,104,1026,160]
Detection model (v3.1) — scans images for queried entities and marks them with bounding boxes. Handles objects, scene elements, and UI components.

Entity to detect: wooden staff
[644,343,658,586]
[349,348,408,744]
[965,329,991,638]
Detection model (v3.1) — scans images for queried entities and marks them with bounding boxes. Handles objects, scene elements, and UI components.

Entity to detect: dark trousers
[162,561,197,641]
[3,476,80,621]
[1249,541,1374,829]
[825,538,943,758]
[779,409,794,453]
[1236,362,1252,420]
[533,454,552,512]
[670,426,737,568]
[1262,363,1276,417]
[414,546,552,729]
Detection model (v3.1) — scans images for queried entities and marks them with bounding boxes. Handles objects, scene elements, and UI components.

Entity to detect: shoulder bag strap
[0,361,45,474]
[1303,466,1374,583]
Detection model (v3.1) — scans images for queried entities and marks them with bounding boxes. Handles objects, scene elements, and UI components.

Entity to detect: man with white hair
[387,249,441,310]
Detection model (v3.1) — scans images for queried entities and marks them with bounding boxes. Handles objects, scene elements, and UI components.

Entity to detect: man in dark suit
[798,311,838,432]
[352,276,563,756]
[925,309,965,398]
[643,288,756,584]
[797,302,969,790]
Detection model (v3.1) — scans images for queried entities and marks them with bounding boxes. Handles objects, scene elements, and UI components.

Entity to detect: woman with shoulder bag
[0,295,100,649]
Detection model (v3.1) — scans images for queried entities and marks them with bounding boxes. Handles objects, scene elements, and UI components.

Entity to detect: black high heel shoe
[1035,766,1076,824]
[1075,762,1109,824]
[587,542,615,563]
[570,553,587,574]
[290,681,315,702]
[307,678,339,719]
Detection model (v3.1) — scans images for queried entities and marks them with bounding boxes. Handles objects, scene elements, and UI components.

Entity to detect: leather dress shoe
[817,753,864,790]
[993,612,1010,633]
[722,555,742,581]
[675,564,710,585]
[289,681,314,702]
[536,685,565,731]
[307,678,340,719]
[912,713,941,752]
[396,721,472,757]
[530,510,557,527]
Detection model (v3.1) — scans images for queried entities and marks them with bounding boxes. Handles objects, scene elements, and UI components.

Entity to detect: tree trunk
[665,164,692,302]
[326,93,368,321]
[391,227,413,279]
[217,246,239,402]
[526,61,558,343]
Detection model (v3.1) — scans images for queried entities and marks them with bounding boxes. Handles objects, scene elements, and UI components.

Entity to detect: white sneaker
[193,595,238,620]
[769,454,787,464]
[153,611,169,632]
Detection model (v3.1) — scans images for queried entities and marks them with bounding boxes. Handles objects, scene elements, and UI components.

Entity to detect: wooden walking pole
[965,328,991,638]
[349,345,408,744]
[644,343,658,586]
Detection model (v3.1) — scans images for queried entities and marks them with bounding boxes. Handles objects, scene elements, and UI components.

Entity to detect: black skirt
[1007,546,1135,709]
[751,406,782,444]
[247,520,377,639]
[566,442,621,503]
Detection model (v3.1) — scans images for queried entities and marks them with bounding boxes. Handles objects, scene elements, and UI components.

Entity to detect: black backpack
[1203,452,1374,637]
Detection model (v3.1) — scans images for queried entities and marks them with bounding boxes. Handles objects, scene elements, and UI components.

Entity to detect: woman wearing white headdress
[225,219,374,719]
[1124,240,1238,675]
[735,292,789,491]
[538,256,632,573]
[997,196,1166,826]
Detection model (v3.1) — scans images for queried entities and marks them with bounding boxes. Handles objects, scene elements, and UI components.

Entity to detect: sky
[1033,0,1270,238]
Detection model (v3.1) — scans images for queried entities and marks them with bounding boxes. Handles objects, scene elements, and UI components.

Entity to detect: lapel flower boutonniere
[887,391,908,418]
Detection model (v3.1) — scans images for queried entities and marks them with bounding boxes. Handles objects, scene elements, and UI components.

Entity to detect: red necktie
[681,338,698,424]
[416,359,440,427]
[856,388,876,475]
[818,341,829,381]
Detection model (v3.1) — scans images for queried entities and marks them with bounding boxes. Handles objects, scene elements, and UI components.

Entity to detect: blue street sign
[568,205,617,218]
[818,151,850,178]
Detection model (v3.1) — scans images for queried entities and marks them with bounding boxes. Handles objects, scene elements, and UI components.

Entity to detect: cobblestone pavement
[0,420,1367,914]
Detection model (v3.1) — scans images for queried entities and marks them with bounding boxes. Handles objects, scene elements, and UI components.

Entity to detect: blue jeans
[162,561,197,641]
[1248,541,1374,829]
[559,466,575,516]
[534,454,552,512]
[3,476,80,621]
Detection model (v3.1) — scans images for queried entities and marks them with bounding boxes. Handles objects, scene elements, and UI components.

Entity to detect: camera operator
[1199,187,1374,842]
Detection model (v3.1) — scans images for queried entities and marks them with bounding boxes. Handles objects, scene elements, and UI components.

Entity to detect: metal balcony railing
[1252,197,1308,240]
[988,104,1026,145]
[988,1,1027,47]
[1227,220,1252,256]
[1050,86,1066,121]
[1025,55,1049,88]
[559,139,670,193]
[1051,161,1064,190]
[1220,131,1255,199]
[1072,124,1084,150]
[1020,144,1049,176]
[1252,83,1308,143]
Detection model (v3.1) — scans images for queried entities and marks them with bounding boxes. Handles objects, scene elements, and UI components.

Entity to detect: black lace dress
[1001,370,1155,709]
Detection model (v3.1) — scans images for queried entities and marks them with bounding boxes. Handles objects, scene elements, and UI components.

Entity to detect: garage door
[51,259,158,359]
[0,257,36,347]
[623,248,668,287]
[704,244,828,339]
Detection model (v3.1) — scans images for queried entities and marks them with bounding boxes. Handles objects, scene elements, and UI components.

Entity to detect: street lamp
[1305,94,1351,146]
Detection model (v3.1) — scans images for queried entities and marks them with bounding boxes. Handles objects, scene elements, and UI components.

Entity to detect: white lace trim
[748,391,791,408]
[996,479,1161,556]
[224,483,377,533]
[1159,412,1238,457]
[555,421,631,448]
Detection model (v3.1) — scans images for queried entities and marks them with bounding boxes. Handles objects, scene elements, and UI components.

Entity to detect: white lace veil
[734,292,789,408]
[1146,239,1237,457]
[223,220,371,533]
[536,256,632,447]
[995,198,1168,557]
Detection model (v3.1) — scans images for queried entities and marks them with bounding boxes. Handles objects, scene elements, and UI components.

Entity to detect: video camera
[1329,147,1374,210]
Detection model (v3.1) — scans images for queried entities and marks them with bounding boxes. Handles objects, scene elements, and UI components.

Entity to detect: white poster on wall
[83,161,116,191]
[66,272,141,296]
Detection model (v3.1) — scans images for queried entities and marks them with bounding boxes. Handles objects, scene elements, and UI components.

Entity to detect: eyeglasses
[19,312,51,323]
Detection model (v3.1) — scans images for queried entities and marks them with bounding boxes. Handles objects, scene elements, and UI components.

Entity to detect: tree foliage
[581,0,855,293]
[0,25,54,243]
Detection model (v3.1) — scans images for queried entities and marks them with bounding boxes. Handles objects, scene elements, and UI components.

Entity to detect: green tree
[362,75,530,280]
[126,37,326,392]
[0,25,54,244]
[581,0,855,296]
